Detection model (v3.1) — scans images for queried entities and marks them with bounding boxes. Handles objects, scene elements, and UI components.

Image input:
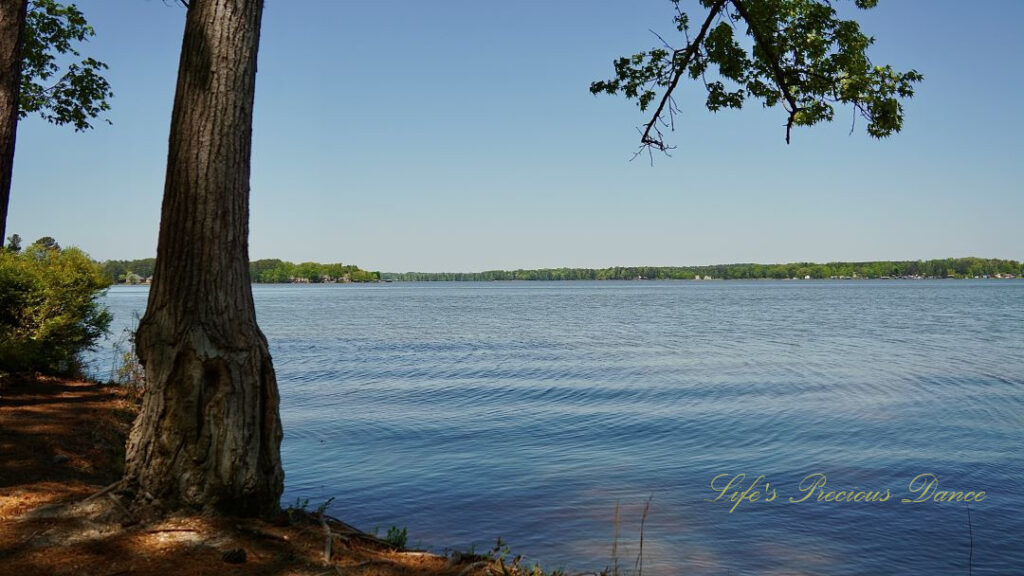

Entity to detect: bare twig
[457,561,490,576]
[321,514,332,563]
[650,28,675,52]
[611,501,620,576]
[634,496,652,576]
[235,524,290,542]
[321,513,364,534]
[640,0,728,151]
[80,481,122,503]
[967,503,974,576]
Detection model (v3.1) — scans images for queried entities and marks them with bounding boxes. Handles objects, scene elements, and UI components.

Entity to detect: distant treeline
[381,258,1023,282]
[102,258,155,283]
[248,259,379,283]
[101,258,379,284]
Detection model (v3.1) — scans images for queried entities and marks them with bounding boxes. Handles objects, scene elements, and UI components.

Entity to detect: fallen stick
[80,481,121,503]
[322,515,332,563]
[235,524,290,542]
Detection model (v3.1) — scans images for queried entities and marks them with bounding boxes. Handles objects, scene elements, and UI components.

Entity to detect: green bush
[0,238,112,377]
[384,525,408,549]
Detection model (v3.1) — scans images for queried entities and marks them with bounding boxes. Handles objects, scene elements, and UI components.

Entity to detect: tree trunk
[122,0,283,518]
[0,0,27,243]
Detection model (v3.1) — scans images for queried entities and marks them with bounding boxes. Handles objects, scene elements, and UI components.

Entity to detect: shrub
[384,525,408,549]
[0,238,112,377]
[110,317,145,400]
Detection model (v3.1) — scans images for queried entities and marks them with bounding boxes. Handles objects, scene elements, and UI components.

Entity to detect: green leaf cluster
[0,237,111,376]
[20,0,113,131]
[590,0,922,146]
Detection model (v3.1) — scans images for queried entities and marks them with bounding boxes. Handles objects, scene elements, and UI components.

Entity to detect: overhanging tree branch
[640,0,726,151]
[591,0,922,151]
[729,0,800,143]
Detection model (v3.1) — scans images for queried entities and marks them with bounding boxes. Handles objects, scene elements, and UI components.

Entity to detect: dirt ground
[0,377,514,576]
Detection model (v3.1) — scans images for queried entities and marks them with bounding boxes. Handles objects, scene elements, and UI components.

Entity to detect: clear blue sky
[9,0,1024,271]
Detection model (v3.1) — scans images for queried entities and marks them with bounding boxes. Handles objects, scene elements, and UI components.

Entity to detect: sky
[8,0,1024,272]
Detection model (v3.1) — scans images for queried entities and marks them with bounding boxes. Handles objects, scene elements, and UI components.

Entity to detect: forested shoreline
[101,258,380,284]
[382,258,1023,282]
[100,257,1022,285]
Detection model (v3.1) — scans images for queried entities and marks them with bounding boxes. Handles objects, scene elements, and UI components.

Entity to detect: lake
[89,280,1024,575]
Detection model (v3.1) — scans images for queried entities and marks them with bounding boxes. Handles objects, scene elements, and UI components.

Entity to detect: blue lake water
[89,280,1024,575]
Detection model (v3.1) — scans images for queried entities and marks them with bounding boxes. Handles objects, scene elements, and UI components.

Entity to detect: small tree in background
[0,236,111,378]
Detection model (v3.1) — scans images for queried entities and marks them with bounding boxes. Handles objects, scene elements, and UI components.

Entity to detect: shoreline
[0,377,526,576]
[105,275,1024,287]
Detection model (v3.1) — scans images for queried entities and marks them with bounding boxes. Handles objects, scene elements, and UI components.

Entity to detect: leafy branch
[20,0,113,131]
[590,0,923,152]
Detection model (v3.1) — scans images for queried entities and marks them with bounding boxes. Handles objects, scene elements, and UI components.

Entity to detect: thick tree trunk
[0,0,27,243]
[122,0,283,518]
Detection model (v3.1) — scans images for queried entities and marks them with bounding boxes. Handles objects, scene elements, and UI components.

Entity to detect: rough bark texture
[122,0,283,518]
[0,0,27,242]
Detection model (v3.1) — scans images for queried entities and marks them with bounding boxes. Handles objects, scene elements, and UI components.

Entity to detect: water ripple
[88,280,1024,575]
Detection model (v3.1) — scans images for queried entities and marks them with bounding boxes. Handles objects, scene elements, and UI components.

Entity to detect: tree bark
[122,0,283,518]
[0,0,27,243]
